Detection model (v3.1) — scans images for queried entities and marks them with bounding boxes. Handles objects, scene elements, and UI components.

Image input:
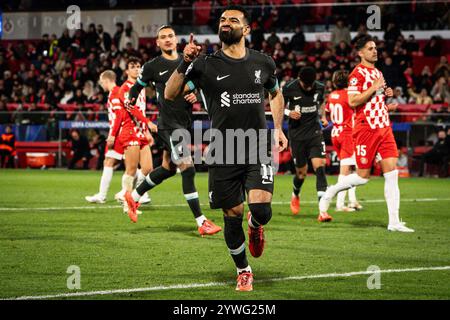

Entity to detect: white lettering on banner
[2,9,167,39]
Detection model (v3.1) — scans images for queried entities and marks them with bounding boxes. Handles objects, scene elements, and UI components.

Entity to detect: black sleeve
[316,82,325,105]
[129,62,154,103]
[263,56,279,93]
[137,61,155,87]
[185,56,206,90]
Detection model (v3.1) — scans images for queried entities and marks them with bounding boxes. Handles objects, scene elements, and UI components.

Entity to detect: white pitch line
[3,265,450,300]
[1,198,450,212]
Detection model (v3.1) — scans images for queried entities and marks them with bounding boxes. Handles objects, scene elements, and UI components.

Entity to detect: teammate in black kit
[283,66,332,222]
[165,5,288,292]
[125,25,222,236]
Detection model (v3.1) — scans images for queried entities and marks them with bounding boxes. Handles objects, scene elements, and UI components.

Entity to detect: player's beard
[219,27,243,45]
[163,48,173,55]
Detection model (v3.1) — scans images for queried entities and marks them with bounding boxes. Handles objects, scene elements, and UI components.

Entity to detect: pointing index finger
[189,33,194,44]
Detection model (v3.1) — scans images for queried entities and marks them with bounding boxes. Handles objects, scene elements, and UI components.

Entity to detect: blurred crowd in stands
[0,17,449,122]
[0,0,450,174]
[2,1,449,32]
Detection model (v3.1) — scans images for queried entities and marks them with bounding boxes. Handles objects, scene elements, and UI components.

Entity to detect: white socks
[131,190,141,202]
[135,169,146,188]
[98,166,113,199]
[336,174,347,208]
[320,173,368,212]
[327,173,368,199]
[384,169,401,225]
[237,265,252,275]
[123,174,135,192]
[195,215,207,227]
[348,186,357,204]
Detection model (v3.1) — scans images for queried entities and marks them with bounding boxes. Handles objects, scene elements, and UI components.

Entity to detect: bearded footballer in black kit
[125,26,222,236]
[283,66,332,222]
[165,5,288,291]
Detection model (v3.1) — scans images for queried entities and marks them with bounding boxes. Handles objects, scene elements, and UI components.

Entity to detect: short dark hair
[355,35,374,51]
[299,66,316,87]
[223,5,251,24]
[156,25,175,38]
[126,56,141,70]
[332,70,348,89]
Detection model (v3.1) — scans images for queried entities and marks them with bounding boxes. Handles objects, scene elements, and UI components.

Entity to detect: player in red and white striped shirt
[85,70,126,204]
[320,36,414,232]
[107,57,157,221]
[325,70,361,212]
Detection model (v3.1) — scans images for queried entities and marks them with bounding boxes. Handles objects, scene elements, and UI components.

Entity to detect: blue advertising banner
[59,121,109,129]
[0,10,3,39]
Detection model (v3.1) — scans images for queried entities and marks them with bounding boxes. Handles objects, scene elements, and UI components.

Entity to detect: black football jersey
[185,48,279,165]
[138,54,193,129]
[282,79,325,141]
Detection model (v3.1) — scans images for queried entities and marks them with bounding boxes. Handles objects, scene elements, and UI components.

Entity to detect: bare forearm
[270,90,285,129]
[349,86,377,108]
[164,70,186,101]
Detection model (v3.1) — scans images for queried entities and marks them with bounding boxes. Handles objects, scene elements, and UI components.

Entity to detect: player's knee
[248,203,272,225]
[223,204,244,217]
[104,158,115,168]
[140,164,153,176]
[296,167,307,179]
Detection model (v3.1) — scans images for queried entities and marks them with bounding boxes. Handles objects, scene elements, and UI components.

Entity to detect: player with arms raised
[124,26,221,236]
[319,36,414,232]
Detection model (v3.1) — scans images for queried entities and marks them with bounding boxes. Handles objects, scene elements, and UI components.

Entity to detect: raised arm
[165,33,201,101]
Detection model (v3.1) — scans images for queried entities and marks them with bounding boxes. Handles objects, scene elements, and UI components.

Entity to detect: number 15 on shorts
[356,145,367,156]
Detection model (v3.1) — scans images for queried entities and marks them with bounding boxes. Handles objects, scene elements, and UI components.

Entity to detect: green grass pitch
[0,169,449,300]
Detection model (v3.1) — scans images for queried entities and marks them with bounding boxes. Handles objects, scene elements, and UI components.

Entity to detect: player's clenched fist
[385,87,394,97]
[183,33,202,63]
[184,92,197,104]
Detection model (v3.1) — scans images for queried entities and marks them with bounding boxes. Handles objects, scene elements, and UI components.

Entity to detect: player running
[319,36,414,232]
[283,66,332,222]
[165,5,288,291]
[325,70,362,212]
[124,25,221,235]
[109,58,157,219]
[85,70,150,205]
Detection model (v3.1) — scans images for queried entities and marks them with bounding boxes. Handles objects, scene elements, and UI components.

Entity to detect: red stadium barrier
[15,141,71,168]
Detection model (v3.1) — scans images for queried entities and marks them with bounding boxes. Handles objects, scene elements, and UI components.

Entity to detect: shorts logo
[254,70,261,84]
[220,91,230,107]
[361,157,368,164]
[208,191,213,203]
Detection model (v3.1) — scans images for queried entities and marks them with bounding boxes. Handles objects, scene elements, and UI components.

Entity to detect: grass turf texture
[0,169,449,300]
